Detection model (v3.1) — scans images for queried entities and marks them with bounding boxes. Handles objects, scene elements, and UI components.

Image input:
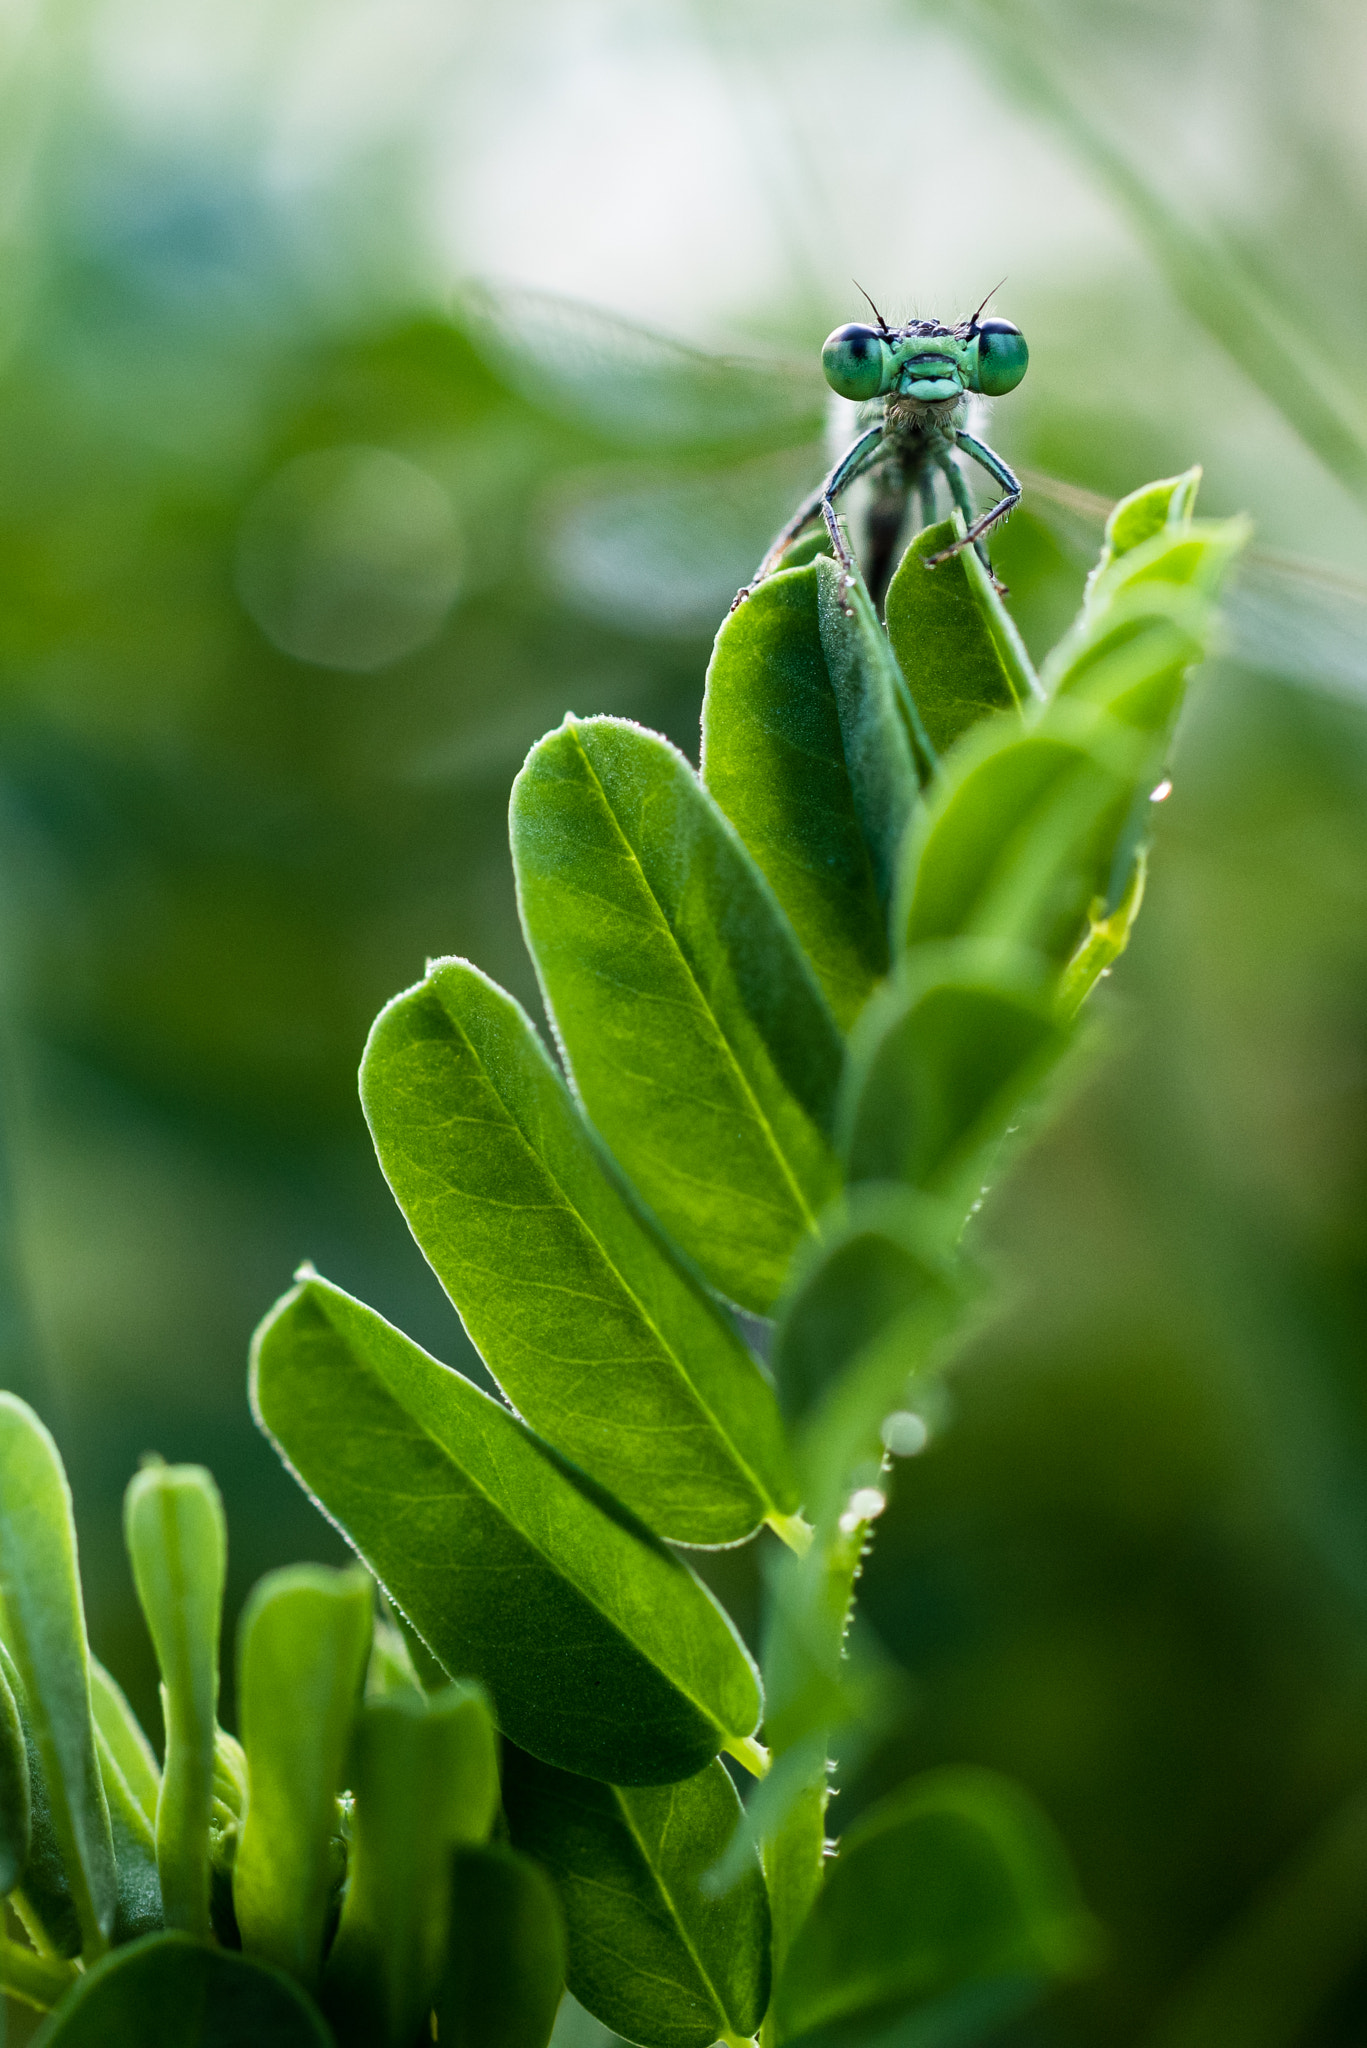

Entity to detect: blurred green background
[1,0,1366,2040]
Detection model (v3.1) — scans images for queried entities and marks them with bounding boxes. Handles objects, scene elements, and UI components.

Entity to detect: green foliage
[503,1748,770,2048]
[0,473,1241,2045]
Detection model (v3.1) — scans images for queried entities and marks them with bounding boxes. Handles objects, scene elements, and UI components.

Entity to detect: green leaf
[772,1769,1093,2048]
[0,1397,116,1956]
[1,1638,81,1957]
[233,1562,373,1988]
[29,1931,334,2047]
[503,1747,770,2048]
[88,1661,160,1829]
[884,520,1039,756]
[893,712,1143,972]
[124,1463,227,1940]
[699,563,889,1027]
[322,1684,498,2048]
[0,1646,30,1896]
[771,1186,965,1518]
[94,1722,162,1944]
[251,1273,763,1785]
[360,958,796,1547]
[510,714,842,1314]
[815,555,927,898]
[436,1845,567,2048]
[836,945,1070,1209]
[1090,466,1202,568]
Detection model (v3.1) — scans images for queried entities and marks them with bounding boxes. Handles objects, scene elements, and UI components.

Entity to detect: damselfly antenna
[853,280,892,335]
[966,278,1008,331]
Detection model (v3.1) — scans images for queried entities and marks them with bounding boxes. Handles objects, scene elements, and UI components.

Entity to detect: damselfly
[459,282,1367,705]
[744,288,1028,606]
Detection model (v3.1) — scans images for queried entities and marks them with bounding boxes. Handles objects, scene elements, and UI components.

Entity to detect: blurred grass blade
[502,1746,770,2048]
[512,715,842,1313]
[322,1684,499,2048]
[884,518,1039,756]
[27,1932,335,2045]
[361,957,797,1547]
[0,1646,30,1896]
[948,0,1367,508]
[0,1396,116,1956]
[773,1767,1094,2047]
[233,1562,373,1988]
[436,1845,566,2048]
[251,1272,764,1785]
[700,563,891,1026]
[124,1462,227,1940]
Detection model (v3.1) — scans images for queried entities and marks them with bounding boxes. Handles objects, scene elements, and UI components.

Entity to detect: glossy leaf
[884,519,1038,756]
[323,1685,498,2048]
[94,1723,162,1944]
[124,1463,226,1939]
[700,563,888,1026]
[436,1845,567,2048]
[773,1769,1093,2048]
[233,1562,373,1987]
[0,1647,30,1895]
[503,1746,770,2048]
[29,1931,334,2047]
[894,712,1141,971]
[837,945,1070,1206]
[0,1396,116,1956]
[250,1272,764,1785]
[88,1660,160,1828]
[511,714,842,1313]
[772,1186,965,1516]
[361,958,796,1546]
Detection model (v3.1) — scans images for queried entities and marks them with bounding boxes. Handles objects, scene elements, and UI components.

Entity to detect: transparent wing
[1023,468,1367,703]
[458,281,824,449]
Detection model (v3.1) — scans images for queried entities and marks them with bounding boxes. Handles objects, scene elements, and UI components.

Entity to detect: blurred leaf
[502,1747,770,2048]
[884,520,1038,757]
[436,1845,567,2048]
[511,715,842,1313]
[233,1562,373,1989]
[93,1719,162,1944]
[1,1637,82,1956]
[837,945,1070,1209]
[88,1661,159,1829]
[772,1186,965,1516]
[0,1396,116,1955]
[124,1462,226,1938]
[773,1768,1093,2048]
[894,715,1139,970]
[322,1685,498,2048]
[28,1931,334,2046]
[360,957,796,1546]
[250,1273,763,1785]
[700,564,889,1026]
[0,1646,30,1895]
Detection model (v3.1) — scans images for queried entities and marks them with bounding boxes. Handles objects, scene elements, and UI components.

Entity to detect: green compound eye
[821,323,889,401]
[973,318,1029,397]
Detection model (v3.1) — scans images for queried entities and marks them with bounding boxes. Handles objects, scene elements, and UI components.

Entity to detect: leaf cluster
[0,474,1242,2046]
